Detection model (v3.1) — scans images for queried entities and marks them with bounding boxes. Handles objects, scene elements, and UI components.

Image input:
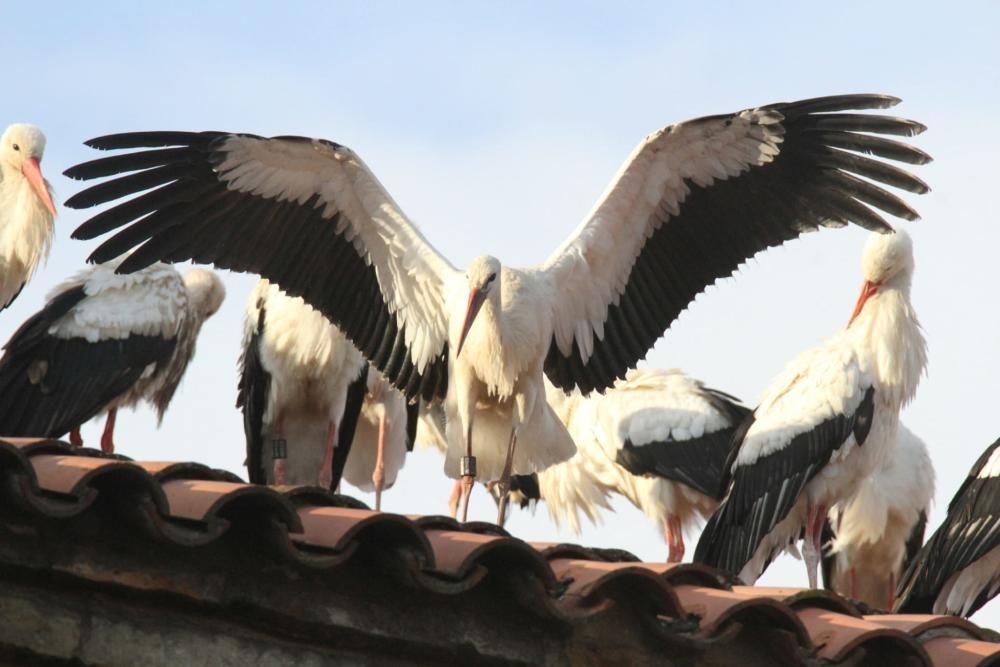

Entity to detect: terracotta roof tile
[0,436,994,666]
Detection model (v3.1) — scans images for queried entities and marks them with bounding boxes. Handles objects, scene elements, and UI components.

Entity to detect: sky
[7,1,1000,626]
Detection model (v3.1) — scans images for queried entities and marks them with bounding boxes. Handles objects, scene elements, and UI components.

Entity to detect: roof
[0,436,997,666]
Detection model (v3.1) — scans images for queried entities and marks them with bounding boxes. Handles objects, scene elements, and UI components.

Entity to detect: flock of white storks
[0,94,995,619]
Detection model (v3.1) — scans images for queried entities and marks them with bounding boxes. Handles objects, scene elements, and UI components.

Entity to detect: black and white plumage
[0,259,225,452]
[531,369,749,561]
[822,424,934,609]
[0,124,57,310]
[238,279,368,489]
[896,437,1000,617]
[63,94,930,524]
[695,229,926,589]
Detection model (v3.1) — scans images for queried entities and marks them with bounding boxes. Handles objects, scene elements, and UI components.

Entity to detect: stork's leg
[802,501,828,590]
[69,428,83,448]
[886,571,896,610]
[272,413,287,486]
[849,568,857,599]
[459,421,475,523]
[666,514,685,563]
[372,413,387,511]
[495,427,519,526]
[447,479,463,519]
[318,419,338,490]
[100,409,117,454]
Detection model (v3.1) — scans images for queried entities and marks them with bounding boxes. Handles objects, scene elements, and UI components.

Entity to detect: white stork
[896,437,1000,617]
[63,94,930,524]
[238,279,369,488]
[340,367,418,511]
[0,258,225,452]
[823,423,934,608]
[516,369,750,561]
[0,124,57,310]
[695,229,926,589]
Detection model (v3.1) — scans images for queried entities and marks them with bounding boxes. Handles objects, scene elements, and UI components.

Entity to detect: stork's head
[848,228,914,327]
[184,268,226,318]
[1,124,56,216]
[457,255,501,356]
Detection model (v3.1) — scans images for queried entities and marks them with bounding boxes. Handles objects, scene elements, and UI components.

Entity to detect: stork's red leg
[666,514,684,563]
[886,571,896,610]
[850,567,857,599]
[272,413,287,485]
[318,419,338,490]
[100,409,117,454]
[372,413,387,511]
[459,422,475,523]
[447,479,462,518]
[802,502,827,590]
[69,427,83,448]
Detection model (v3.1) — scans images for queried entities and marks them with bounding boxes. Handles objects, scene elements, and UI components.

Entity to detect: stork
[63,94,930,524]
[896,437,1000,618]
[518,369,750,561]
[238,279,369,488]
[0,258,224,452]
[340,367,419,510]
[822,423,934,609]
[695,229,926,589]
[0,124,57,310]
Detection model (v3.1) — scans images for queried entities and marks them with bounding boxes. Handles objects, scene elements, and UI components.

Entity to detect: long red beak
[456,288,488,357]
[847,280,880,327]
[21,158,56,217]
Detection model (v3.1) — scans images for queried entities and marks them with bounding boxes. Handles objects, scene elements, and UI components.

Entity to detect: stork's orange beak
[847,280,880,327]
[21,158,56,217]
[456,287,488,357]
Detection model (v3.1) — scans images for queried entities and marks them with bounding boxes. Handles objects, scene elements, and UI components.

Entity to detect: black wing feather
[0,286,177,438]
[237,303,270,485]
[405,400,419,453]
[544,95,928,393]
[65,132,447,402]
[330,363,370,491]
[694,387,876,579]
[896,439,1000,616]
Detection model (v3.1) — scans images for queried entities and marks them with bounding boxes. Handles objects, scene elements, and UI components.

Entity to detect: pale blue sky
[7,2,1000,625]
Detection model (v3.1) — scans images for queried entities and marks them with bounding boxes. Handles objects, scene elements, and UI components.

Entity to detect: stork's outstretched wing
[66,133,456,401]
[541,94,929,393]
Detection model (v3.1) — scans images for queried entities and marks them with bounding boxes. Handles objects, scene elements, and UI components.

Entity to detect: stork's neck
[848,279,926,408]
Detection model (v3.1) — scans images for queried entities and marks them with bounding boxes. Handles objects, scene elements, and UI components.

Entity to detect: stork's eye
[11,143,19,152]
[486,272,497,284]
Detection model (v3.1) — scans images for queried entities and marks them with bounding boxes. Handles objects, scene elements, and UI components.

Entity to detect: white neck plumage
[848,276,926,408]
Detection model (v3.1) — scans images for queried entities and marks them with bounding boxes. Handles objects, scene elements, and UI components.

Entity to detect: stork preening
[514,369,749,561]
[822,424,934,609]
[238,279,369,489]
[0,259,225,452]
[896,437,1000,617]
[340,368,419,510]
[0,124,57,310]
[64,94,930,524]
[695,229,926,589]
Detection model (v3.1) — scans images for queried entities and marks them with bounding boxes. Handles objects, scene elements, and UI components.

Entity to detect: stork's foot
[100,433,115,454]
[318,468,333,490]
[69,428,83,448]
[459,455,477,522]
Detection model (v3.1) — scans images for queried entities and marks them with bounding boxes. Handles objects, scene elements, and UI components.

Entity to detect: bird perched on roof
[0,124,57,310]
[896,437,1000,617]
[64,94,930,525]
[695,229,926,589]
[340,367,419,510]
[238,279,369,489]
[822,423,934,609]
[507,369,749,561]
[0,259,225,452]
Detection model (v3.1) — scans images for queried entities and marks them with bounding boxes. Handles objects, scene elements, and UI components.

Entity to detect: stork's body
[896,438,1000,617]
[695,230,926,588]
[529,369,749,561]
[239,279,367,488]
[0,260,224,452]
[0,124,57,310]
[824,424,934,608]
[65,95,930,524]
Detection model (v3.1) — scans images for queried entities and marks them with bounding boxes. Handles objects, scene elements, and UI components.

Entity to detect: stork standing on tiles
[0,124,57,310]
[695,229,926,589]
[0,259,225,452]
[64,94,930,525]
[823,423,934,609]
